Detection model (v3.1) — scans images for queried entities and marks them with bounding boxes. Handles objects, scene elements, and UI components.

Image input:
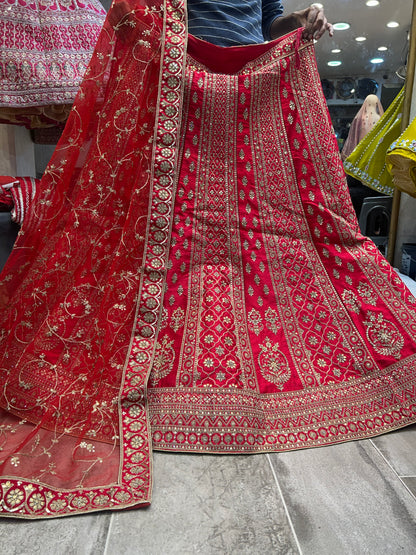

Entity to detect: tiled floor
[1,425,416,554]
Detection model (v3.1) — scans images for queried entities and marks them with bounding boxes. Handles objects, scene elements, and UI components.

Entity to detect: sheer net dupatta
[0,0,183,518]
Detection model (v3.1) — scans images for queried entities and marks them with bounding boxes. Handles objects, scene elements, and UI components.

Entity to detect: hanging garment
[344,87,404,196]
[0,176,39,225]
[0,178,14,212]
[341,94,384,161]
[0,0,106,128]
[386,116,416,197]
[0,0,416,519]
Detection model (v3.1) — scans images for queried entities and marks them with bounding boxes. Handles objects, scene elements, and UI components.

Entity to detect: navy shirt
[187,0,284,46]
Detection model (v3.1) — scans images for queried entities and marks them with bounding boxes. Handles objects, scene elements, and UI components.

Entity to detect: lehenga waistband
[187,29,305,74]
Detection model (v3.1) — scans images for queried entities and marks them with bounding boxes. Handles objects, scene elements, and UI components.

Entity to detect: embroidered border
[149,353,416,452]
[119,0,187,507]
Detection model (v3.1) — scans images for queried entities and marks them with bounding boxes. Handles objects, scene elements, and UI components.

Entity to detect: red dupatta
[0,0,187,517]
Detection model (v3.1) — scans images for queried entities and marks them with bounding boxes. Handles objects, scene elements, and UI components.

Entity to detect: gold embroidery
[151,338,175,386]
[357,282,377,306]
[342,290,361,313]
[364,312,404,359]
[171,307,185,331]
[258,338,291,389]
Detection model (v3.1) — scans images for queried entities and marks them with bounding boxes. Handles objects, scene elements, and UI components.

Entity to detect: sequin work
[148,33,416,452]
[0,0,106,126]
[0,0,416,519]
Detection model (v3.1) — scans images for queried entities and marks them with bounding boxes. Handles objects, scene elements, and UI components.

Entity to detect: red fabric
[187,33,279,74]
[0,0,416,520]
[0,0,168,516]
[148,34,416,452]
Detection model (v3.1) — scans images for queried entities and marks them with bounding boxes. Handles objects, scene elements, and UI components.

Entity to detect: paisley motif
[258,338,291,389]
[150,336,176,384]
[364,312,404,359]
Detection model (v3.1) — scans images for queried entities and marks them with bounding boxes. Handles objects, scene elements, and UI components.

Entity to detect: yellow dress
[344,87,404,196]
[386,116,416,198]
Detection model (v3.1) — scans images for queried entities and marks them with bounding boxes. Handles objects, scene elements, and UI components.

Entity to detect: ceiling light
[327,61,342,67]
[378,46,388,51]
[355,37,366,42]
[333,23,350,31]
[370,58,384,64]
[366,1,379,6]
[331,48,341,53]
[387,21,400,28]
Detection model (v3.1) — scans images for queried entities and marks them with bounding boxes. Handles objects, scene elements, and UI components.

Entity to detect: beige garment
[341,94,384,161]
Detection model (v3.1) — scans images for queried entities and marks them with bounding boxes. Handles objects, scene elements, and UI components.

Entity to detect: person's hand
[270,4,333,41]
[296,4,334,41]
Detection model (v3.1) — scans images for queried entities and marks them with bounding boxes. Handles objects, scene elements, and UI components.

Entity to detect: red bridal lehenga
[1,0,416,518]
[0,0,106,127]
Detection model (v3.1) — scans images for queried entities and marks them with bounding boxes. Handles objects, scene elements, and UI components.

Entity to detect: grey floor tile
[269,440,416,554]
[0,512,111,555]
[105,452,300,555]
[371,425,416,477]
[402,477,416,499]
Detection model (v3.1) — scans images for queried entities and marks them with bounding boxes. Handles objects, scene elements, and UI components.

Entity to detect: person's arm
[270,4,333,41]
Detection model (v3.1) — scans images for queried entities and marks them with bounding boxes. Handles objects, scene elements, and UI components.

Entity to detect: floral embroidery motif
[364,312,404,359]
[265,307,281,333]
[357,282,377,306]
[258,338,291,389]
[171,307,185,331]
[28,493,46,511]
[248,308,263,335]
[5,488,25,508]
[150,336,175,384]
[341,290,361,314]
